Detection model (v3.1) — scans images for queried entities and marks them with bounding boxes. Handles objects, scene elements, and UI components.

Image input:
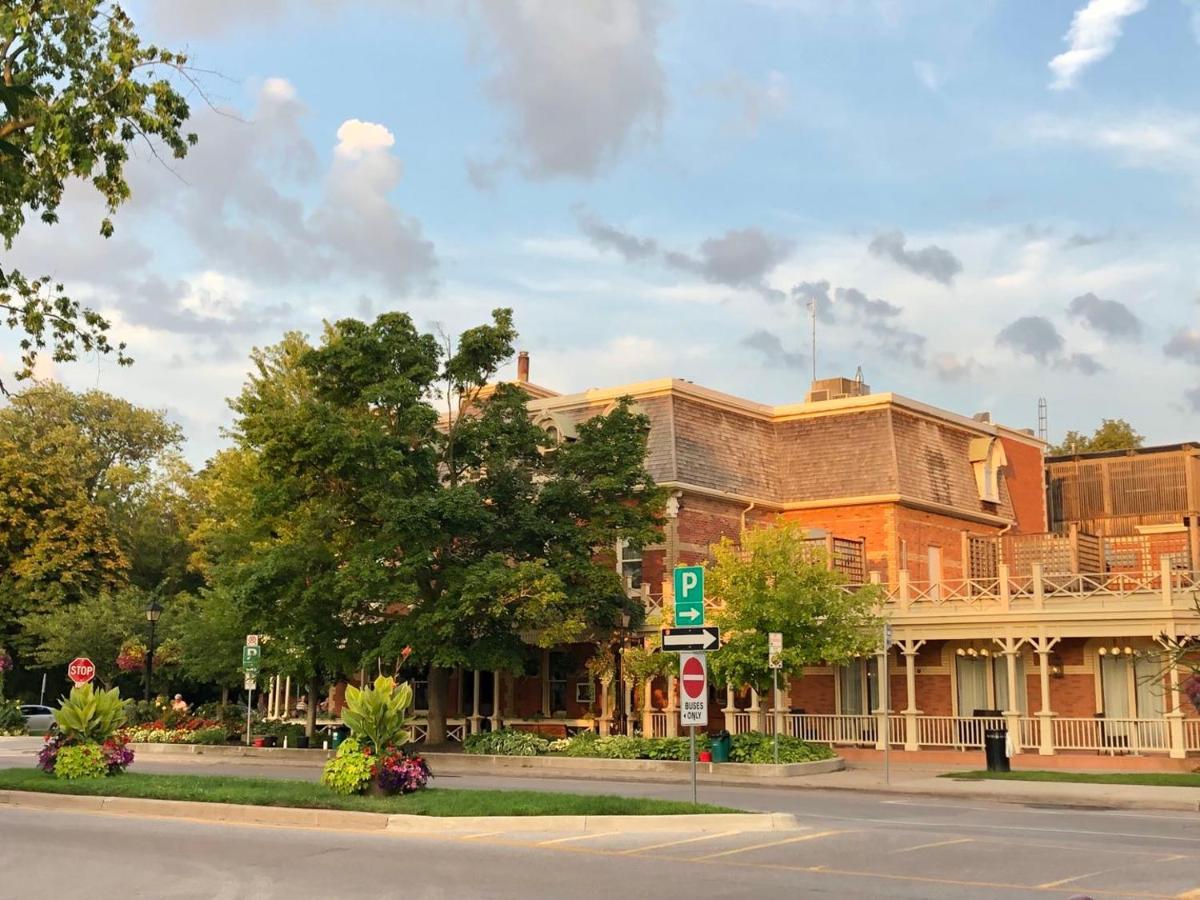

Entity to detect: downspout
[740,500,757,535]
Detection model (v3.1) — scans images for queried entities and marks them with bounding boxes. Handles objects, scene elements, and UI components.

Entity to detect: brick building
[265,361,1200,763]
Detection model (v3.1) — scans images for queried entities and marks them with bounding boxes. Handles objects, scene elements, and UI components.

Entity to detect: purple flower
[0,651,12,674]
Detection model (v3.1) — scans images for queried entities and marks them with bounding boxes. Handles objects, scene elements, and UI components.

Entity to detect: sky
[6,0,1200,463]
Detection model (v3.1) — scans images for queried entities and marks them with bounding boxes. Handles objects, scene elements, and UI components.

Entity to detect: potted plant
[320,676,430,797]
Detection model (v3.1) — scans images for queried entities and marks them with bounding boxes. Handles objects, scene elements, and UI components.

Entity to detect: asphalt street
[2,742,1200,898]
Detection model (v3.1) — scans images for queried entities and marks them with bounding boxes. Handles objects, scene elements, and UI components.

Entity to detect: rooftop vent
[805,376,871,403]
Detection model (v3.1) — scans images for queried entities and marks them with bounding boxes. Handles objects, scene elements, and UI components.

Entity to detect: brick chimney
[517,351,530,383]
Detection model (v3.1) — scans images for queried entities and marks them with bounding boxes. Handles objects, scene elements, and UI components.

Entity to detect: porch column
[750,687,765,733]
[1157,637,1187,760]
[623,679,634,736]
[665,675,679,737]
[469,670,482,736]
[641,677,654,736]
[492,670,503,731]
[995,637,1023,753]
[540,650,550,717]
[722,683,737,734]
[283,676,291,719]
[599,679,611,736]
[900,639,925,751]
[1032,636,1060,756]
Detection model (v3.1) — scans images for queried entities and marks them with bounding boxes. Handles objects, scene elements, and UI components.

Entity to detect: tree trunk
[425,665,450,745]
[305,675,319,738]
[220,685,229,708]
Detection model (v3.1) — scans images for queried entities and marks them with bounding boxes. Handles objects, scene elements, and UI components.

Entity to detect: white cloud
[1028,112,1200,172]
[913,60,944,92]
[1048,0,1147,91]
[335,119,397,160]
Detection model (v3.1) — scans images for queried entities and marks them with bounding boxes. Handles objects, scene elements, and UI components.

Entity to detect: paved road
[3,742,1200,898]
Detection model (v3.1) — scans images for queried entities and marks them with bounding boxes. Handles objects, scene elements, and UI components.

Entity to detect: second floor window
[617,540,643,592]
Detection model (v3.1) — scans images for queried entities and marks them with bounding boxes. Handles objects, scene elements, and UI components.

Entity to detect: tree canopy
[197,309,664,740]
[1051,418,1145,455]
[707,522,882,717]
[0,1,198,391]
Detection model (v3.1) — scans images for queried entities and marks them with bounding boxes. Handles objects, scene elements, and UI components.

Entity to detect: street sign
[679,653,708,726]
[661,626,720,652]
[67,657,96,686]
[768,631,783,669]
[245,634,259,648]
[673,565,704,626]
[244,674,257,691]
[242,645,261,673]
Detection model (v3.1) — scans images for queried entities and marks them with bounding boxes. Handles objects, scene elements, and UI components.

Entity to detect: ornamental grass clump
[38,684,134,778]
[320,678,430,797]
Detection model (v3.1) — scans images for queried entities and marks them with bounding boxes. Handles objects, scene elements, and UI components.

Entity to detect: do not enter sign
[67,657,96,686]
[679,652,707,726]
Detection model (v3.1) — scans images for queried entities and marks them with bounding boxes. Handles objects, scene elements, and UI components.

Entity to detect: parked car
[20,705,55,732]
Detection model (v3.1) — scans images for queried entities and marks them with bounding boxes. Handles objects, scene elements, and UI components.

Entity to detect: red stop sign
[67,657,96,686]
[681,655,706,700]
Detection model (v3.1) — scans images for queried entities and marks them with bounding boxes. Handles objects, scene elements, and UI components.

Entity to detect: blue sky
[6,0,1199,462]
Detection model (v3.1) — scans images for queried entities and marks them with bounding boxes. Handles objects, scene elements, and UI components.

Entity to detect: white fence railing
[1052,717,1170,753]
[1186,719,1200,752]
[914,715,1006,749]
[779,714,878,746]
[649,712,669,738]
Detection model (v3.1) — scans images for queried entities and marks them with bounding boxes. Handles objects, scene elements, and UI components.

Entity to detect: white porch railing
[405,717,467,743]
[1186,718,1200,752]
[649,712,669,737]
[777,713,1194,756]
[1052,717,1170,753]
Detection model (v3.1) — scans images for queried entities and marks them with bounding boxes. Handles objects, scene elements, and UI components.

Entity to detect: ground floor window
[955,651,1027,715]
[549,652,569,714]
[1099,652,1164,719]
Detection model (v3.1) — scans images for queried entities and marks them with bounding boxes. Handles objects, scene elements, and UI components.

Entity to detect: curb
[0,790,800,834]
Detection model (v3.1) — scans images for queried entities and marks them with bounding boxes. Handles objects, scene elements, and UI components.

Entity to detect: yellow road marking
[1174,889,1200,899]
[620,830,747,855]
[460,831,502,840]
[890,837,972,854]
[691,830,846,861]
[1039,868,1126,889]
[536,833,610,846]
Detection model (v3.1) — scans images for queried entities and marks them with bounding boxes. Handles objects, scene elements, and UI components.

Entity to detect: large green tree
[204,310,663,741]
[0,383,185,655]
[0,1,198,391]
[1051,418,1145,455]
[708,522,882,731]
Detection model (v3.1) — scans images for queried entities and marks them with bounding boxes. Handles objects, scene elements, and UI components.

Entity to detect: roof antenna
[807,296,818,382]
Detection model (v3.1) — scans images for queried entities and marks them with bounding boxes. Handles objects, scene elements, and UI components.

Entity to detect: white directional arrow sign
[661,626,720,652]
[676,606,702,623]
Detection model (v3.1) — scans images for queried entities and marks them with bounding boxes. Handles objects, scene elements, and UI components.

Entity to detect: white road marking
[691,830,846,861]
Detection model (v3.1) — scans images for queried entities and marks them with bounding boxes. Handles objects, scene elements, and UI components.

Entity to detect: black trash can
[984,728,1010,772]
[710,730,732,763]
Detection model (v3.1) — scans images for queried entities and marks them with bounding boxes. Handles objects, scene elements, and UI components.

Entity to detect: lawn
[946,770,1200,788]
[0,768,738,816]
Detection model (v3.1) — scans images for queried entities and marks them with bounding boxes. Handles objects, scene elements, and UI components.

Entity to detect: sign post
[679,652,708,804]
[768,632,783,765]
[882,622,893,786]
[243,636,261,746]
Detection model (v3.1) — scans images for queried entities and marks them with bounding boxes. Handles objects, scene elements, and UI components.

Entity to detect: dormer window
[536,413,577,452]
[969,436,1007,504]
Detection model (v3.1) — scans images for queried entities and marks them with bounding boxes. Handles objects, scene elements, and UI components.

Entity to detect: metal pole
[144,617,157,703]
[690,725,697,804]
[39,672,46,706]
[882,624,891,786]
[245,688,253,746]
[773,670,780,765]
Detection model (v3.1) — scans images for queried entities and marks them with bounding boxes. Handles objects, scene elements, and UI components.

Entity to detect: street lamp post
[143,598,163,703]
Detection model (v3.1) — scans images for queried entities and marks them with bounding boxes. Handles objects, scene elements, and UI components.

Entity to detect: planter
[252,736,278,748]
[698,750,713,762]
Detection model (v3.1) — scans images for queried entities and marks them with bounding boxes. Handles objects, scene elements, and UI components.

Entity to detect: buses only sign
[679,653,708,727]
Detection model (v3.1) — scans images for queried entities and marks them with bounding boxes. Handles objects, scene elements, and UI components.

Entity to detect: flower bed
[464,730,835,764]
[38,684,134,780]
[119,718,230,745]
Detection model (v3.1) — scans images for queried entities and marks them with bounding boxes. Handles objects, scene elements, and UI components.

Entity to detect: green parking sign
[673,565,704,626]
[242,645,261,672]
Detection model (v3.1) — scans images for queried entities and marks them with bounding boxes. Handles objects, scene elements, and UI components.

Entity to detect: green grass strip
[0,768,738,816]
[944,770,1200,788]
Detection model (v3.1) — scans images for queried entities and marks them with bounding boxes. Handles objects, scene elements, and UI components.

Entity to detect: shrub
[728,732,834,764]
[0,699,27,736]
[1183,674,1200,714]
[54,743,109,779]
[54,684,127,743]
[191,727,231,745]
[101,737,134,773]
[37,733,63,772]
[463,729,550,757]
[341,676,414,755]
[320,739,374,795]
